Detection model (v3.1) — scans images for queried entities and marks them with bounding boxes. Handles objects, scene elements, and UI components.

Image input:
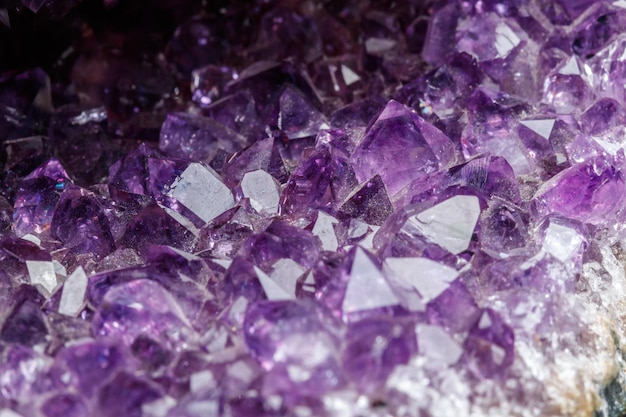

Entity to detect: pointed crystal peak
[254,266,295,301]
[312,211,339,252]
[559,56,581,76]
[478,311,493,329]
[342,248,400,314]
[383,257,458,303]
[406,195,481,255]
[25,158,70,181]
[493,22,521,59]
[241,169,280,215]
[339,175,393,226]
[59,266,88,317]
[26,260,57,297]
[519,119,556,140]
[167,162,234,224]
[416,324,463,367]
[351,100,455,195]
[278,85,327,140]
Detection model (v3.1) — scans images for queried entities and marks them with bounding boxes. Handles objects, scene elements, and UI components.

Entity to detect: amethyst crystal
[3,1,626,416]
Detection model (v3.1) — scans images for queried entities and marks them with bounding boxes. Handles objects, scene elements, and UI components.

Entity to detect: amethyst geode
[2,0,626,416]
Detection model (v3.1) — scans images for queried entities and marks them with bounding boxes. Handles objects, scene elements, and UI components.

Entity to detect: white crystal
[416,324,463,367]
[254,266,294,300]
[341,65,360,86]
[211,258,232,269]
[52,260,67,277]
[383,257,458,303]
[312,211,339,251]
[167,162,234,224]
[478,311,493,329]
[543,222,584,263]
[494,22,521,59]
[190,370,217,393]
[26,260,57,296]
[270,258,305,297]
[0,410,25,417]
[343,248,400,314]
[227,360,256,383]
[21,234,41,246]
[186,401,219,417]
[365,38,396,54]
[559,56,581,76]
[241,169,280,214]
[142,397,176,417]
[348,219,369,240]
[359,225,379,250]
[58,266,88,317]
[520,119,556,140]
[406,195,481,255]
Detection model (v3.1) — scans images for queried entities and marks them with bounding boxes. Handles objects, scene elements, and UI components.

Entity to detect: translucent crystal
[58,267,88,317]
[167,162,235,224]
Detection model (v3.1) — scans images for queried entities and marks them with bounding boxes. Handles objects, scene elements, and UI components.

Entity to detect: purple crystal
[351,100,457,195]
[4,1,626,416]
[532,157,624,224]
[338,175,393,226]
[50,187,115,259]
[342,317,417,394]
[41,394,88,417]
[159,112,246,162]
[12,158,71,237]
[97,372,162,417]
[463,309,515,378]
[243,300,344,396]
[92,279,195,348]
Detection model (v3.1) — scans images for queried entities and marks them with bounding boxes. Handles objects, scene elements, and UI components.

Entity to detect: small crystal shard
[240,169,280,215]
[167,162,235,224]
[254,266,294,301]
[416,324,463,368]
[383,257,458,306]
[342,248,400,315]
[26,260,57,296]
[404,195,481,255]
[312,211,339,252]
[58,267,88,317]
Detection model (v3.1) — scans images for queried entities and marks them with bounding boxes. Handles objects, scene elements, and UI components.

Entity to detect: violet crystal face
[4,0,626,416]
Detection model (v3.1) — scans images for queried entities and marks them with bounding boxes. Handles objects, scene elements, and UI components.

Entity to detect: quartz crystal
[4,1,626,416]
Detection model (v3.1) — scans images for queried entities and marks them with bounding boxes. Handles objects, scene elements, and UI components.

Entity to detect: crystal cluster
[2,0,626,416]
